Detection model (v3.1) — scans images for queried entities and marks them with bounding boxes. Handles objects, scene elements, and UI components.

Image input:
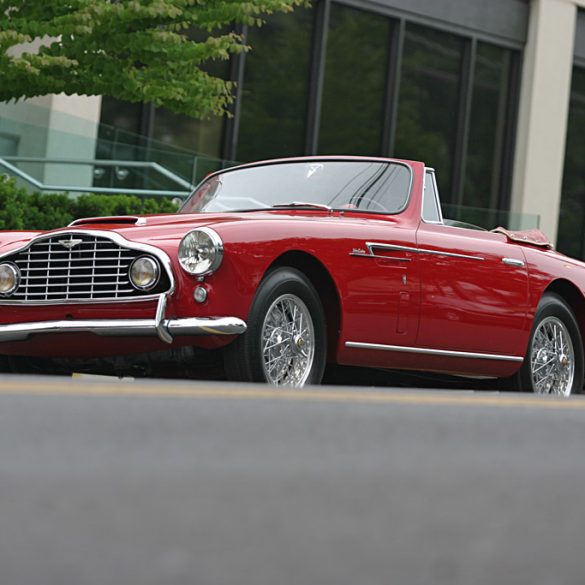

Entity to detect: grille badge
[58,238,84,249]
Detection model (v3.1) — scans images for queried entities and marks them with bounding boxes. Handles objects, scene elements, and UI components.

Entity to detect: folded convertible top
[492,227,554,249]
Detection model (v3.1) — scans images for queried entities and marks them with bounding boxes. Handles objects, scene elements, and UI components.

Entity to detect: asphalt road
[2,376,585,585]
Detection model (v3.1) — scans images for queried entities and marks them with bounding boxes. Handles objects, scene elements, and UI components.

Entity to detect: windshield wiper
[272,202,333,212]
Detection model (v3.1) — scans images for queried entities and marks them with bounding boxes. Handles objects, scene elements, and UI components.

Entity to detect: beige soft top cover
[492,227,554,249]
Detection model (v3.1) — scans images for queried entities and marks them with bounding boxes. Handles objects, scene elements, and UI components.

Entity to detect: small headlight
[129,256,160,291]
[178,228,223,276]
[0,263,20,296]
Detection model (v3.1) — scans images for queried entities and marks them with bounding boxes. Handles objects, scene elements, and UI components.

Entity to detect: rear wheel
[517,293,584,396]
[224,267,326,386]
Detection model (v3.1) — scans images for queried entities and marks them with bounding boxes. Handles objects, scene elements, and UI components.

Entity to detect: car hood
[0,210,399,255]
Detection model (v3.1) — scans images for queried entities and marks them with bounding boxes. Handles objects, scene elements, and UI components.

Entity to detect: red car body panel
[1,156,584,381]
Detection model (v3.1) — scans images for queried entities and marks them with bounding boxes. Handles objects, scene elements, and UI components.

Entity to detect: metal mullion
[45,240,52,302]
[65,247,72,300]
[25,281,127,288]
[451,37,476,207]
[305,0,331,155]
[115,248,122,298]
[382,18,405,156]
[497,49,521,215]
[91,238,97,299]
[222,24,248,162]
[24,249,30,301]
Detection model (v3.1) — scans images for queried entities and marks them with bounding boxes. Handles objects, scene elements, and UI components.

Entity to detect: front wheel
[517,293,584,396]
[224,267,327,386]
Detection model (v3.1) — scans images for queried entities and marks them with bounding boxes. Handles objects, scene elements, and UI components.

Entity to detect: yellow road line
[0,378,584,410]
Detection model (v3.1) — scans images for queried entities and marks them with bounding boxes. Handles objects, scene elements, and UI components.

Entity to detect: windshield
[179,160,412,214]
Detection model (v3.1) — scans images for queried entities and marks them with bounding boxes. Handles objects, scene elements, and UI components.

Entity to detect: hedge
[0,174,180,231]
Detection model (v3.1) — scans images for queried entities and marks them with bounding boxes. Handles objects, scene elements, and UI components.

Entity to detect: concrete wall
[511,0,584,243]
[0,95,102,190]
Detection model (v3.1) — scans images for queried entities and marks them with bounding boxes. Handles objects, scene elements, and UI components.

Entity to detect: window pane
[318,4,391,155]
[558,66,585,259]
[423,172,441,222]
[152,109,224,158]
[151,29,229,160]
[237,8,314,162]
[465,43,514,209]
[394,24,464,201]
[99,97,142,135]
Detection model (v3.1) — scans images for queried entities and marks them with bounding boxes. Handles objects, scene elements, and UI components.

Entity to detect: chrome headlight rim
[178,227,224,276]
[0,262,20,296]
[129,255,161,291]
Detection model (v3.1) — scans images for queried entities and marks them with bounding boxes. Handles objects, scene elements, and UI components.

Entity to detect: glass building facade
[558,65,585,259]
[100,0,524,213]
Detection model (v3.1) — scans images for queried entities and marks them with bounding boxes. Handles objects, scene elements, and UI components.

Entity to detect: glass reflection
[237,8,314,162]
[318,4,391,155]
[151,27,230,158]
[465,42,514,209]
[558,66,585,259]
[394,23,464,201]
[180,161,412,214]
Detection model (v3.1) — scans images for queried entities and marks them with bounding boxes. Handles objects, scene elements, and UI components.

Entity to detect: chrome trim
[0,314,247,343]
[362,242,485,262]
[349,252,411,262]
[0,229,175,305]
[155,294,173,344]
[178,227,224,276]
[420,248,485,261]
[421,168,444,224]
[502,257,525,268]
[69,216,143,227]
[57,237,83,249]
[345,341,523,363]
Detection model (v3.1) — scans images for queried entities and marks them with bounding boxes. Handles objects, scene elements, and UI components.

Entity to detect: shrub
[0,175,179,230]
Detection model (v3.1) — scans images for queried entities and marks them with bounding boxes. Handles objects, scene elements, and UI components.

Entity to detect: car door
[342,221,421,348]
[415,171,530,358]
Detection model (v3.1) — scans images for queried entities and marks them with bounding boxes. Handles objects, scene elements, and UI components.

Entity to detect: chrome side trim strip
[502,257,525,267]
[419,248,485,261]
[362,242,485,262]
[0,229,175,305]
[0,315,247,343]
[345,341,523,363]
[349,252,411,262]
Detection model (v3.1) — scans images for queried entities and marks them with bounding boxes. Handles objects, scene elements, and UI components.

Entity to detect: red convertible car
[0,156,582,394]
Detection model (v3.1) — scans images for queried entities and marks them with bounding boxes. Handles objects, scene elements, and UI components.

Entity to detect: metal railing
[0,157,195,198]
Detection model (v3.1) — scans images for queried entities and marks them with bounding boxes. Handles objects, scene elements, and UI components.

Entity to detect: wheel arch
[543,279,585,343]
[266,251,341,362]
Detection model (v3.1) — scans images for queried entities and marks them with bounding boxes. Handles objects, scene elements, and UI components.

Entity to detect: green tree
[0,0,303,117]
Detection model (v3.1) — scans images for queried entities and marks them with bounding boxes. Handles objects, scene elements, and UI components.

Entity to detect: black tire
[516,293,584,395]
[224,267,327,386]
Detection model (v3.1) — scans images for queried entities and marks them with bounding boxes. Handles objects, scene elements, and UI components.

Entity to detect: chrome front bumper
[0,294,247,344]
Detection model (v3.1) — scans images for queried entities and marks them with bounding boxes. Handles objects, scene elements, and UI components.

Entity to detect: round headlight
[129,256,160,291]
[0,263,20,296]
[178,228,223,276]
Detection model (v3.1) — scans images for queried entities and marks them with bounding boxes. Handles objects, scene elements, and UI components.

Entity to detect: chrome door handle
[502,257,525,267]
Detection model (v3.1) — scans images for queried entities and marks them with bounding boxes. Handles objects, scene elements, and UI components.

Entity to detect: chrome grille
[5,233,170,302]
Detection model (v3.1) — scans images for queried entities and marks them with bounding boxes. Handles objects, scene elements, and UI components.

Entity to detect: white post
[511,0,579,243]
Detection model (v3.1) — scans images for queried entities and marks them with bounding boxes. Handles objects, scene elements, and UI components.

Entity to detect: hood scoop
[69,216,147,227]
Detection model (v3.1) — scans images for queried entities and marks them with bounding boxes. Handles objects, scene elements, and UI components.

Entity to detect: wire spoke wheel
[530,316,575,396]
[261,293,315,386]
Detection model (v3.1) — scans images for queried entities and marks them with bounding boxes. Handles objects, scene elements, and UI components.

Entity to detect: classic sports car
[0,156,582,394]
